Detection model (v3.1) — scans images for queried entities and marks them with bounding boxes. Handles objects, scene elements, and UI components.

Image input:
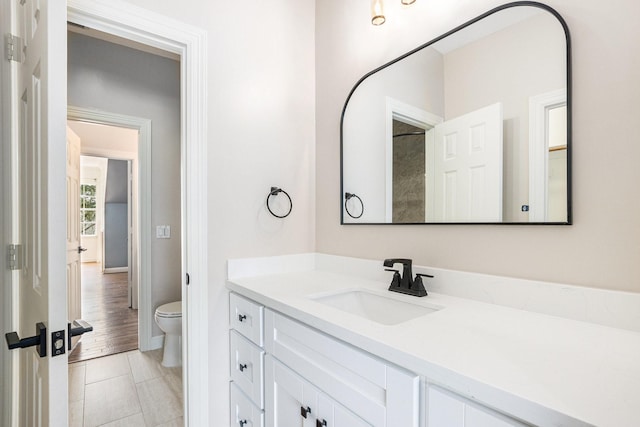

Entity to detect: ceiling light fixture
[372,0,417,26]
[371,0,386,26]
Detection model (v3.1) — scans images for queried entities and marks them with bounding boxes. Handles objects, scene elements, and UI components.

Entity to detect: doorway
[67,120,140,362]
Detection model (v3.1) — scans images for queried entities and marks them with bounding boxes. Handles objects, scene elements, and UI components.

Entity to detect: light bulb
[371,0,386,26]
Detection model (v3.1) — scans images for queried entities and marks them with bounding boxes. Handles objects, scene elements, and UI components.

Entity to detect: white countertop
[227,267,640,427]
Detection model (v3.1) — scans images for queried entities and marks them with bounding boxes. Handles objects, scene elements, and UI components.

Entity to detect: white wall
[107,0,317,424]
[68,33,181,336]
[316,0,640,292]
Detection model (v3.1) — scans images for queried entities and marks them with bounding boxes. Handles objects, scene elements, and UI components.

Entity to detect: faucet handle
[411,273,432,297]
[385,268,401,288]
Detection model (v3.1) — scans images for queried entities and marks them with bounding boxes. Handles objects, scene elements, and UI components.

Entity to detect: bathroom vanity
[227,254,640,427]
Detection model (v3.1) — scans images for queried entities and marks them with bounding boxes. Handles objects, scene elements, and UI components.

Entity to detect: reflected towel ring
[267,187,292,218]
[344,192,364,219]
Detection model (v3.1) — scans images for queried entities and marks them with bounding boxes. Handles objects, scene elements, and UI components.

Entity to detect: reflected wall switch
[156,225,171,239]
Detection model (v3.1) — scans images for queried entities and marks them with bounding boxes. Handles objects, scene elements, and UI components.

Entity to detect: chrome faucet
[383,258,432,297]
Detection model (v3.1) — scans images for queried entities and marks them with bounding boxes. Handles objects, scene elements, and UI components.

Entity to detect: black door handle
[5,322,47,357]
[68,320,93,350]
[77,246,87,253]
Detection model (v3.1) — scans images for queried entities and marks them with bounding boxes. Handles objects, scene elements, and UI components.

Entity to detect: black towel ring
[267,187,292,218]
[344,192,364,219]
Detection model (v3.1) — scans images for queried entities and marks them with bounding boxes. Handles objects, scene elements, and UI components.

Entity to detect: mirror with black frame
[341,2,571,224]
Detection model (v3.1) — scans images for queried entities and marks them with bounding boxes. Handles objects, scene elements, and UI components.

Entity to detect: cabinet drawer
[265,309,419,426]
[230,330,265,408]
[230,292,264,346]
[231,382,264,427]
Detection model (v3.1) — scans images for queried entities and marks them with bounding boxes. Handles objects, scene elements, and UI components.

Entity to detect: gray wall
[104,159,128,268]
[68,32,181,336]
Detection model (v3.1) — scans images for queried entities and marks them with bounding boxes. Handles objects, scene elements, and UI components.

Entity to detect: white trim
[150,334,165,351]
[103,267,129,274]
[528,89,566,222]
[67,2,209,425]
[68,106,152,350]
[385,97,443,222]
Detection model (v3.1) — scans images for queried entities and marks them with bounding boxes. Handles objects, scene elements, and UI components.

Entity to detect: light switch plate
[156,225,171,239]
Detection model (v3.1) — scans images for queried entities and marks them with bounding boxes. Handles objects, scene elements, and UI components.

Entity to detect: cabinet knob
[239,363,248,372]
[317,419,328,427]
[239,420,247,427]
[238,314,247,322]
[300,406,312,419]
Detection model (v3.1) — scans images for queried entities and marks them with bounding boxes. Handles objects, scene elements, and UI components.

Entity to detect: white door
[67,126,82,348]
[430,103,503,222]
[4,0,69,425]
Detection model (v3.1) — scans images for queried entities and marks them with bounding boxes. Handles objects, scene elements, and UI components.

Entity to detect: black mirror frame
[340,1,572,225]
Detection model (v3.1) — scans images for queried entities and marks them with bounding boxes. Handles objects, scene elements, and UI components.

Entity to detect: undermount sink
[310,289,441,326]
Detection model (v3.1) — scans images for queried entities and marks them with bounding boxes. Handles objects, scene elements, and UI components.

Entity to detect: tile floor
[69,349,183,427]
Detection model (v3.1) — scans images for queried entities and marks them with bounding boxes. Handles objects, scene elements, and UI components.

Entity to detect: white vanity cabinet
[229,293,266,427]
[264,308,420,427]
[427,385,528,427]
[265,355,372,427]
[229,291,527,427]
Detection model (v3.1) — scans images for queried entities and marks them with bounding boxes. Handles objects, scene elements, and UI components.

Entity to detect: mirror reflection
[341,4,570,224]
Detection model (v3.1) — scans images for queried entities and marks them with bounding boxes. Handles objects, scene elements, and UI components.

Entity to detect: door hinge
[7,244,23,271]
[5,34,23,63]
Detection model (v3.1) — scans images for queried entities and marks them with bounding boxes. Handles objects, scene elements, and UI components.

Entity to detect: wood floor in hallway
[69,262,138,363]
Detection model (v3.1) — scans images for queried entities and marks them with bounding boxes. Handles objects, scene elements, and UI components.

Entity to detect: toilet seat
[155,301,182,318]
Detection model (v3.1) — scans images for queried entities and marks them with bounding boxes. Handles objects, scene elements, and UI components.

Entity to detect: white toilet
[154,301,182,367]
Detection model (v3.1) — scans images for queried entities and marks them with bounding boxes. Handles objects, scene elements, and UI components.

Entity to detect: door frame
[67,2,209,425]
[528,89,567,222]
[68,107,152,348]
[385,97,443,222]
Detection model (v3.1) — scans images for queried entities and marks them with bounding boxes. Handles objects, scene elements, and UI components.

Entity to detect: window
[80,183,97,236]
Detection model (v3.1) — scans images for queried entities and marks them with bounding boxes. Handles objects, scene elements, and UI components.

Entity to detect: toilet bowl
[154,301,182,367]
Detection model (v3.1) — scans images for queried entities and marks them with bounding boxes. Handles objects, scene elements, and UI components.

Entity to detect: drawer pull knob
[317,419,327,427]
[239,363,248,372]
[239,420,247,426]
[238,314,247,322]
[301,406,312,418]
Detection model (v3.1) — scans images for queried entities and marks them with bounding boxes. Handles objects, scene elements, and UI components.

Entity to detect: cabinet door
[317,393,373,427]
[265,355,317,427]
[427,385,526,427]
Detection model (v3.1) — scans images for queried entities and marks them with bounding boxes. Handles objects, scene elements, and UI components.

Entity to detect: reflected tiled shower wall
[392,120,426,223]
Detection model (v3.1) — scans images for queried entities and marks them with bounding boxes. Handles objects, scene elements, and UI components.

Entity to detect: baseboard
[149,335,164,350]
[104,267,128,274]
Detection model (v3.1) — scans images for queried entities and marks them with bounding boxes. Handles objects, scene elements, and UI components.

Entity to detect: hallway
[69,262,138,363]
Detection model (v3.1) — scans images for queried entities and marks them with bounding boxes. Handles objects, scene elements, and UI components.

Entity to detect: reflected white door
[430,103,503,222]
[7,0,69,424]
[67,127,82,347]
